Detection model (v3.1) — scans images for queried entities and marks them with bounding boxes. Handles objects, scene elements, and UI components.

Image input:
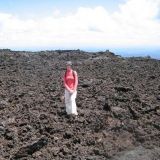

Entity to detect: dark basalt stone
[0,49,160,159]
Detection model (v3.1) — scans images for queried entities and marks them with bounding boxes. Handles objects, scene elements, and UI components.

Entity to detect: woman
[63,61,78,115]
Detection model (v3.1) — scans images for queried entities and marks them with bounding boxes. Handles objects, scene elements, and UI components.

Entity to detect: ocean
[111,48,160,60]
[85,47,160,60]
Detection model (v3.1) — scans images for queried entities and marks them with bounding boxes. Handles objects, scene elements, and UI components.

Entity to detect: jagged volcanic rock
[0,49,160,159]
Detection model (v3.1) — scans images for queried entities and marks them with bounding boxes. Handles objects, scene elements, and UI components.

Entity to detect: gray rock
[0,126,5,136]
[12,137,48,159]
[111,146,160,160]
[0,100,9,109]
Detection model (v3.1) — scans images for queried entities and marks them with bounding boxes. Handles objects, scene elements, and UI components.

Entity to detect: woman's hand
[69,89,74,94]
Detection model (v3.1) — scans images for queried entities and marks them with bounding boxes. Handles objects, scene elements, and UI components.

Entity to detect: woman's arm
[73,71,78,91]
[63,76,73,93]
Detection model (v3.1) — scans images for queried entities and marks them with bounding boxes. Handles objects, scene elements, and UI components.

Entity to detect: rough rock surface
[0,49,160,159]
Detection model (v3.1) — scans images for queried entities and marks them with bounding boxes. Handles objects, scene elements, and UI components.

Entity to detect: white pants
[65,89,78,115]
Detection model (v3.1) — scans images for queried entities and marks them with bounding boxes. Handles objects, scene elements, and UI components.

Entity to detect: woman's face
[67,65,71,70]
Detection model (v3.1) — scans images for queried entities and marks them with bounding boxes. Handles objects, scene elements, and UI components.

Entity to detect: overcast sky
[0,0,160,51]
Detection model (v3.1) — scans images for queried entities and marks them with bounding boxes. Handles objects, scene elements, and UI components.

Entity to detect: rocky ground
[0,49,160,160]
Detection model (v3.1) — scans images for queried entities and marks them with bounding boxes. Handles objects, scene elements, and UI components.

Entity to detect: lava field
[0,49,160,160]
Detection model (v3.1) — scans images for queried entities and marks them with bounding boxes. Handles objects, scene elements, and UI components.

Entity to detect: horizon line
[0,47,160,60]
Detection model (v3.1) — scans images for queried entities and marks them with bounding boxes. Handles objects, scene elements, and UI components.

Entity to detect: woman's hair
[66,61,72,66]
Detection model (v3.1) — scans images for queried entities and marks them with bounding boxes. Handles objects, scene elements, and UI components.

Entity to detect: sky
[0,0,160,58]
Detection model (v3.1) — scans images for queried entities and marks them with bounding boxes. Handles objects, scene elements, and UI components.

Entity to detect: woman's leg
[70,90,78,115]
[65,89,72,114]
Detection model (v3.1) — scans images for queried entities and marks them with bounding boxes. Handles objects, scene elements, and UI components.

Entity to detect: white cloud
[0,0,160,49]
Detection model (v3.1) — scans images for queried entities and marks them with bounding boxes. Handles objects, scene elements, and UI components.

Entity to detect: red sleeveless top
[64,68,78,90]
